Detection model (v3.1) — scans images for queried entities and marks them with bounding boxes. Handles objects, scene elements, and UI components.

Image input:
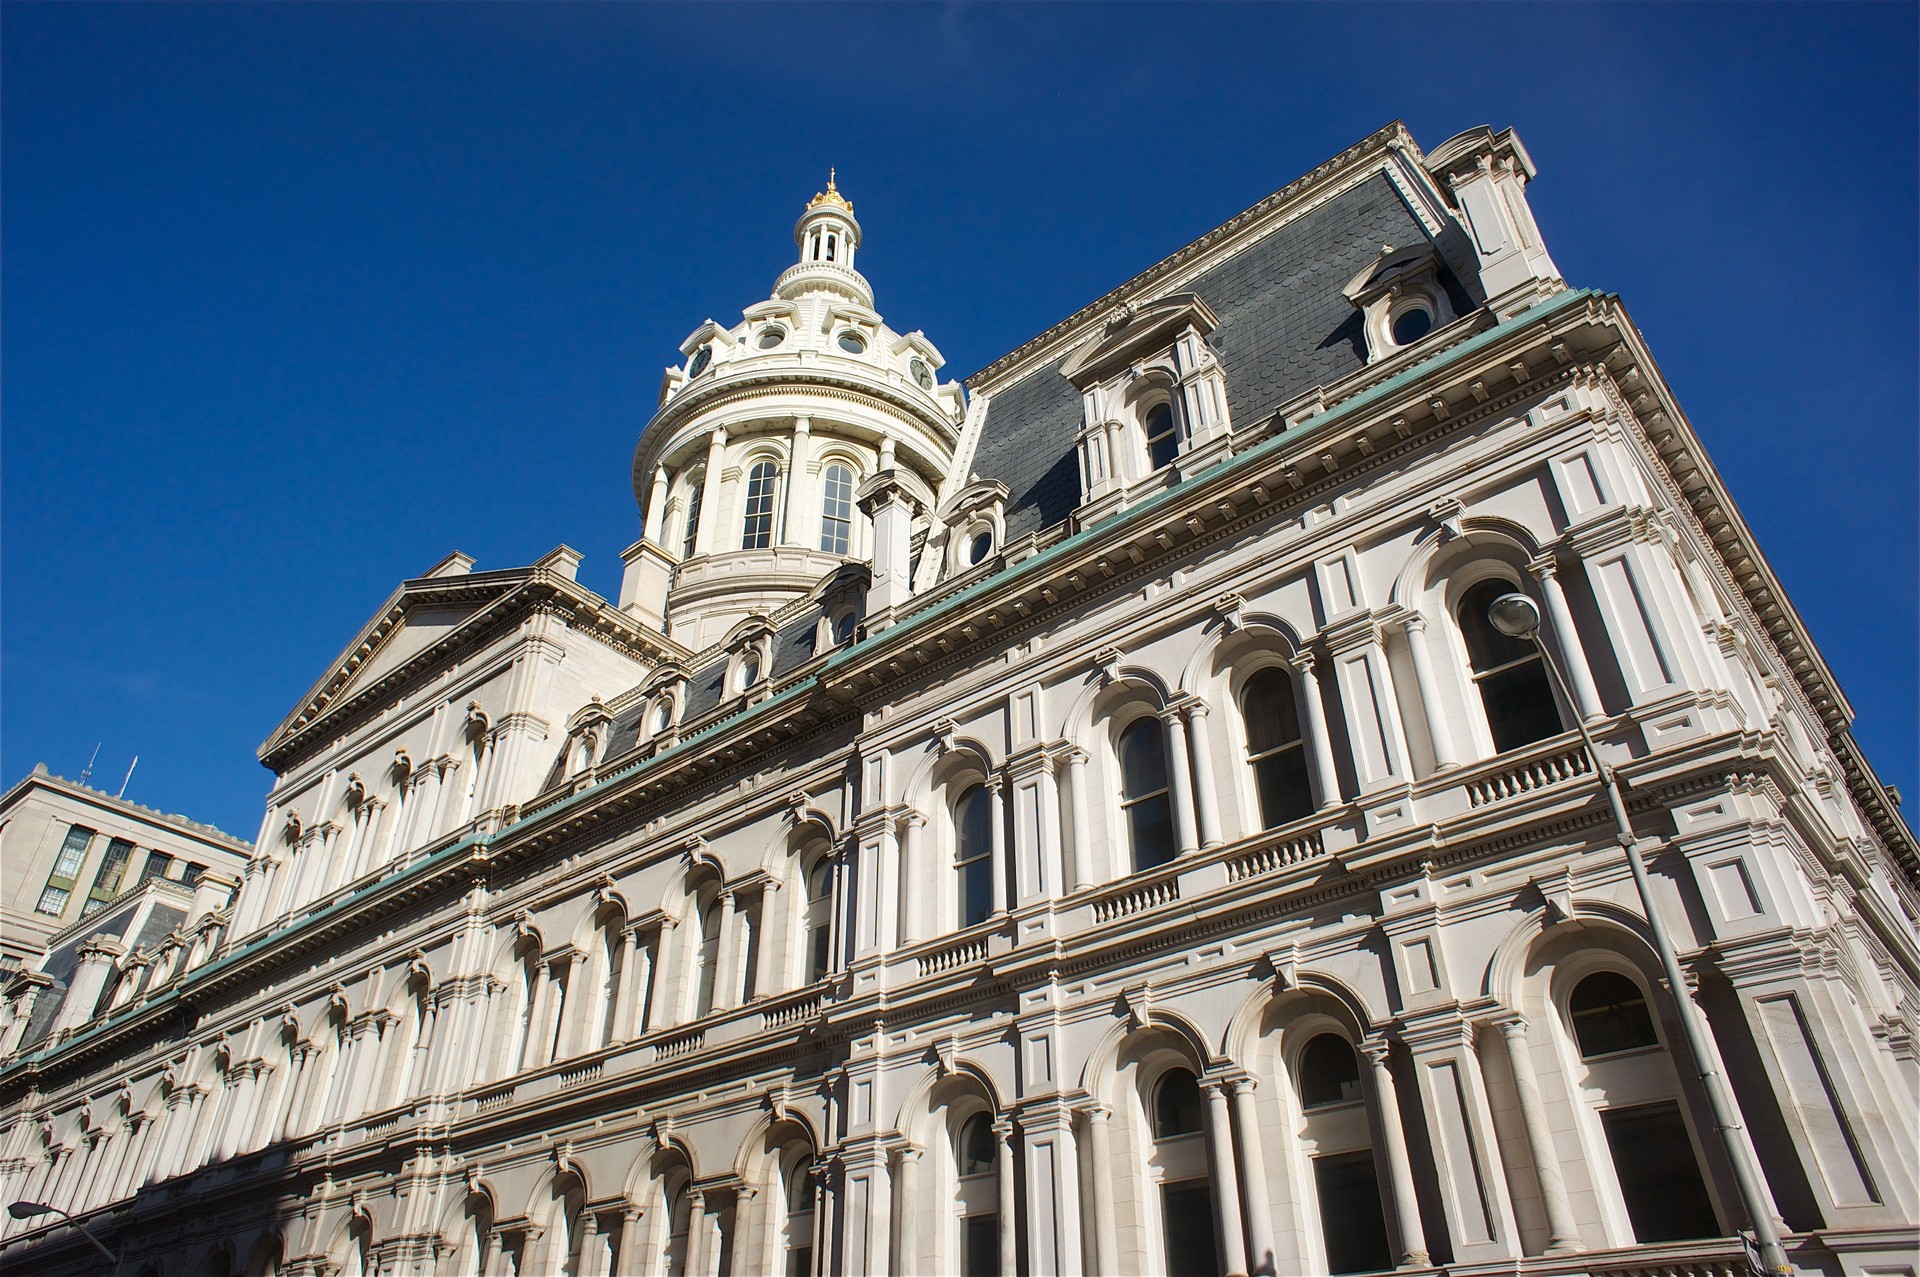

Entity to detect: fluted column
[994,1120,1018,1276]
[1530,559,1603,721]
[1182,701,1223,849]
[1360,1039,1429,1268]
[1495,1016,1582,1253]
[1288,652,1341,809]
[1401,614,1460,771]
[1065,748,1094,890]
[1160,709,1200,855]
[1228,1078,1275,1274]
[1202,1079,1250,1277]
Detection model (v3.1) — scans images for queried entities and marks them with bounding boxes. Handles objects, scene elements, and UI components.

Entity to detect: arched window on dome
[741,461,779,550]
[820,463,855,555]
[1119,718,1176,872]
[1457,578,1561,752]
[1243,667,1313,829]
[953,785,994,929]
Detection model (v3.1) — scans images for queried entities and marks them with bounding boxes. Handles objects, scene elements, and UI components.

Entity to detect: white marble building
[0,122,1914,1277]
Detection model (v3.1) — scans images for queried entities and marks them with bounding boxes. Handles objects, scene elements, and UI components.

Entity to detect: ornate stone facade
[1,122,1914,1277]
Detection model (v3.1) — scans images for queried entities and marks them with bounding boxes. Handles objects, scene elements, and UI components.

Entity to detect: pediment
[258,567,524,763]
[1059,292,1220,389]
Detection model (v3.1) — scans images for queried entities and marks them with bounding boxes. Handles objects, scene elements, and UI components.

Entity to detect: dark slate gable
[971,172,1447,540]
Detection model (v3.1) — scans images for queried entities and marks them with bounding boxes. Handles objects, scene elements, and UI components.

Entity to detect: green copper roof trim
[825,288,1600,669]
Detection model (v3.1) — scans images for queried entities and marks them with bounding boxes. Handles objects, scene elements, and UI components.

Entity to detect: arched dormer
[938,476,1011,576]
[1342,243,1462,363]
[1061,292,1233,521]
[722,615,777,702]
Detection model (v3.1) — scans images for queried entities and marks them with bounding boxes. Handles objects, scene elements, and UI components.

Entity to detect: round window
[910,357,933,391]
[757,326,786,350]
[837,330,867,355]
[1390,306,1433,345]
[687,346,713,378]
[967,531,993,565]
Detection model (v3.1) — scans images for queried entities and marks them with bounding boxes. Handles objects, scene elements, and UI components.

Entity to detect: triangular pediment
[258,560,526,763]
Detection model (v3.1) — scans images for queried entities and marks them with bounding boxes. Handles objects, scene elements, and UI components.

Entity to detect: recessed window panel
[1569,971,1660,1058]
[1145,403,1179,470]
[968,531,993,565]
[1600,1102,1719,1242]
[1119,718,1176,871]
[819,463,854,555]
[958,1113,996,1176]
[1244,668,1313,828]
[1299,1034,1364,1108]
[954,785,994,928]
[1153,1068,1205,1138]
[741,460,779,549]
[757,326,786,349]
[1391,306,1433,345]
[1313,1150,1393,1274]
[1161,1181,1221,1277]
[1458,579,1560,751]
[837,330,866,354]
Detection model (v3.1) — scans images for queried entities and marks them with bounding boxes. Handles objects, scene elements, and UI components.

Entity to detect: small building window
[141,851,176,884]
[36,885,69,916]
[87,839,135,910]
[1599,1102,1721,1242]
[837,330,866,355]
[758,326,786,350]
[1390,304,1433,345]
[954,785,994,928]
[1153,1068,1205,1138]
[739,651,762,691]
[38,824,92,914]
[967,530,993,566]
[958,1112,996,1176]
[1299,1034,1364,1109]
[1457,578,1561,752]
[1243,668,1313,828]
[820,463,855,555]
[1568,971,1659,1059]
[741,460,779,549]
[804,860,833,983]
[830,610,858,647]
[1144,402,1179,470]
[1119,718,1176,872]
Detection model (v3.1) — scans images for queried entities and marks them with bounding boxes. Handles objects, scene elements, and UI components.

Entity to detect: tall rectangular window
[140,851,176,884]
[741,461,779,549]
[819,463,854,555]
[37,825,93,915]
[87,839,135,911]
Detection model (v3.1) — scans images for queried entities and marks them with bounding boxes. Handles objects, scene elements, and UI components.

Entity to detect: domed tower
[620,176,967,649]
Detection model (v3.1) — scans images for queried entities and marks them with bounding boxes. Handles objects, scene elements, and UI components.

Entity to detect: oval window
[687,346,713,378]
[1390,306,1433,345]
[910,357,933,391]
[837,330,867,355]
[757,326,786,350]
[740,652,761,690]
[967,531,993,565]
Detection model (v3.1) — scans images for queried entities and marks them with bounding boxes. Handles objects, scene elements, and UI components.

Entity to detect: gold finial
[807,168,853,213]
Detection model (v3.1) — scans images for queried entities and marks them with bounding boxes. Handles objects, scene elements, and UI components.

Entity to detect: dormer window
[757,326,786,350]
[967,530,994,566]
[740,651,762,690]
[1344,244,1457,363]
[837,330,867,355]
[832,610,858,646]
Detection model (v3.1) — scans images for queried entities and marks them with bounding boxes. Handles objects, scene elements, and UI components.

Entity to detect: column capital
[990,1117,1016,1143]
[1358,1035,1394,1068]
[900,811,928,831]
[1491,1012,1530,1039]
[1526,553,1560,581]
[1399,610,1430,635]
[1178,695,1211,722]
[1080,1100,1113,1123]
[1286,647,1320,676]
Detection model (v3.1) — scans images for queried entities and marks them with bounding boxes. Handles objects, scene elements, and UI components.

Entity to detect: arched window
[1568,971,1659,1059]
[1564,970,1718,1243]
[1152,1068,1205,1138]
[1294,1033,1391,1274]
[820,463,855,555]
[954,1113,999,1277]
[662,1177,692,1277]
[694,900,722,1017]
[741,460,779,549]
[954,785,994,928]
[512,945,540,1073]
[1149,1066,1218,1277]
[1298,1034,1363,1109]
[595,917,624,1049]
[781,1152,816,1277]
[739,651,762,692]
[1243,667,1313,828]
[1457,578,1561,752]
[803,860,833,983]
[681,474,705,559]
[1119,719,1176,872]
[831,609,858,647]
[1144,402,1179,470]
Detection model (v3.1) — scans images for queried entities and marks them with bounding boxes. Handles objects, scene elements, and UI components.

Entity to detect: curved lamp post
[1488,592,1790,1275]
[7,1200,118,1265]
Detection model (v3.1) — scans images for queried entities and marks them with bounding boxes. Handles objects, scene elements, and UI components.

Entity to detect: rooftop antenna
[118,756,139,799]
[79,743,101,787]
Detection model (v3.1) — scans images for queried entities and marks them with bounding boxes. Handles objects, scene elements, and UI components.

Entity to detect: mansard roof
[965,137,1472,542]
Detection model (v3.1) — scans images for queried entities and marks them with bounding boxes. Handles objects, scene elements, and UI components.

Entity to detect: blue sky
[5,3,1915,838]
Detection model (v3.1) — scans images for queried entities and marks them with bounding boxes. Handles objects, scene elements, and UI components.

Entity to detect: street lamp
[7,1200,119,1265]
[1488,593,1790,1275]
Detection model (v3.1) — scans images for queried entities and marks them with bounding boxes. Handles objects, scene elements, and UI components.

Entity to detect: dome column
[783,417,815,550]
